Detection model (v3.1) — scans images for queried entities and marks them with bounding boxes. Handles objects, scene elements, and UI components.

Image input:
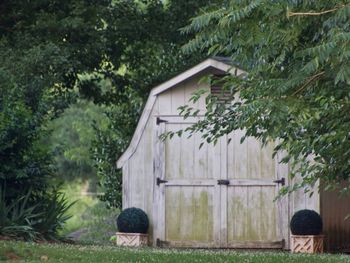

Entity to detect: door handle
[273,177,285,186]
[217,179,230,185]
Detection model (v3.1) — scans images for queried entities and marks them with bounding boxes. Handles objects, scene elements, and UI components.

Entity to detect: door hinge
[217,179,230,185]
[156,117,168,125]
[156,177,168,186]
[156,238,170,247]
[273,177,285,186]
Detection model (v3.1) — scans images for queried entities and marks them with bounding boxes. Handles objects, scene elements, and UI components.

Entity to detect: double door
[154,118,288,248]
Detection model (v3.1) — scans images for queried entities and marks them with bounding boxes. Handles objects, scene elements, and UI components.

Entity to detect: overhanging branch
[292,71,325,96]
[287,5,346,17]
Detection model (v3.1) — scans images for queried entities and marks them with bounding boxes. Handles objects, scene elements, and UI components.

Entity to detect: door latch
[273,177,285,186]
[156,177,168,185]
[217,179,230,185]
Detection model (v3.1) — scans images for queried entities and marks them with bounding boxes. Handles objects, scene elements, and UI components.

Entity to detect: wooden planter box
[291,235,324,253]
[116,232,148,247]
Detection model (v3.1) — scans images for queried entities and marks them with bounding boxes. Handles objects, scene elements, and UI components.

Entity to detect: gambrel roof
[117,57,243,168]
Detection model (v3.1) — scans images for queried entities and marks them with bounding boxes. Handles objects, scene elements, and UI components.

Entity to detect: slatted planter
[116,232,148,247]
[291,235,324,253]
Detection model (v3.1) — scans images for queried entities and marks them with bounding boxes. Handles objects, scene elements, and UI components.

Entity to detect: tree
[49,100,108,183]
[1,0,214,213]
[0,0,118,239]
[89,0,213,208]
[179,0,350,194]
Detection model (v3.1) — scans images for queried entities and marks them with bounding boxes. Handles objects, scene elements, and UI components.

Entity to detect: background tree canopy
[0,0,214,239]
[88,0,212,208]
[179,0,350,195]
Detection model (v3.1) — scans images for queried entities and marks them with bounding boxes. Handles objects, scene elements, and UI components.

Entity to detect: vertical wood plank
[143,120,154,242]
[247,137,261,179]
[261,141,275,179]
[181,124,195,180]
[165,124,182,179]
[158,123,166,241]
[212,135,221,247]
[194,131,207,179]
[227,186,248,242]
[170,82,185,114]
[276,150,290,249]
[122,162,129,209]
[153,120,165,244]
[197,79,210,114]
[247,186,262,241]
[227,132,235,179]
[234,129,248,179]
[158,91,172,115]
[220,135,228,246]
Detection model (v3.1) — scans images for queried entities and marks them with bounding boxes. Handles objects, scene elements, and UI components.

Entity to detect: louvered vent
[210,75,233,104]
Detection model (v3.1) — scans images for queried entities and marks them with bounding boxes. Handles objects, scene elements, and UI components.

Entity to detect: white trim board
[117,58,243,168]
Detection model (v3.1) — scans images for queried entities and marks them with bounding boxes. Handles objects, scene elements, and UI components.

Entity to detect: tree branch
[287,5,345,17]
[292,71,325,96]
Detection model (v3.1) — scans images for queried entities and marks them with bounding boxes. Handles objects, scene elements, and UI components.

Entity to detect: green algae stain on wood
[227,186,278,242]
[165,187,213,243]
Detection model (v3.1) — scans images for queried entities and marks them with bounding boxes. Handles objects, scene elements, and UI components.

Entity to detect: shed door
[154,119,221,247]
[224,131,287,248]
[154,118,288,248]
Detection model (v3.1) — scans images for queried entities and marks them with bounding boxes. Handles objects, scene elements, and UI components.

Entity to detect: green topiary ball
[116,207,149,234]
[290,209,323,235]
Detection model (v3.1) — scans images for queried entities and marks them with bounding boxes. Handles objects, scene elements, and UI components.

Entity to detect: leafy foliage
[0,0,116,239]
[1,0,213,221]
[116,207,149,234]
[49,100,108,181]
[92,90,143,208]
[178,0,350,194]
[290,209,323,235]
[0,186,73,240]
[90,0,212,208]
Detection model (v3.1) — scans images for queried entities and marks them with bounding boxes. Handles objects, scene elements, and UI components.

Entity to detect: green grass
[1,241,350,263]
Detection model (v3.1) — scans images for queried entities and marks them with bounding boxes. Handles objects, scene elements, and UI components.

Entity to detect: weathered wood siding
[226,132,281,246]
[153,74,291,248]
[122,70,328,250]
[122,111,155,241]
[157,122,289,248]
[122,74,211,245]
[156,73,208,116]
[160,122,219,247]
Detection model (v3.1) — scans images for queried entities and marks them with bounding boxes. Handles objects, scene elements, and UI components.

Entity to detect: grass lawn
[1,241,350,263]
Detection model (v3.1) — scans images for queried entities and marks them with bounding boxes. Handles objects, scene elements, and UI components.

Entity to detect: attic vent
[210,75,233,104]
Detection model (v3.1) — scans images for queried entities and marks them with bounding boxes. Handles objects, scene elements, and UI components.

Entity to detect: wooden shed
[117,57,350,251]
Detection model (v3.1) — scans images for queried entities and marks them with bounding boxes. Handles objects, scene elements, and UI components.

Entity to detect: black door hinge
[273,177,285,186]
[156,117,168,125]
[157,177,168,186]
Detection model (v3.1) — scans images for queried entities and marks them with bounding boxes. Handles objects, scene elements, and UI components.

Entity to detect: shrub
[116,207,148,234]
[0,186,73,241]
[290,209,323,235]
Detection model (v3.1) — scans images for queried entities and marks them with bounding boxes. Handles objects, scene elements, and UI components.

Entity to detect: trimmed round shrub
[290,209,323,235]
[116,207,149,234]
